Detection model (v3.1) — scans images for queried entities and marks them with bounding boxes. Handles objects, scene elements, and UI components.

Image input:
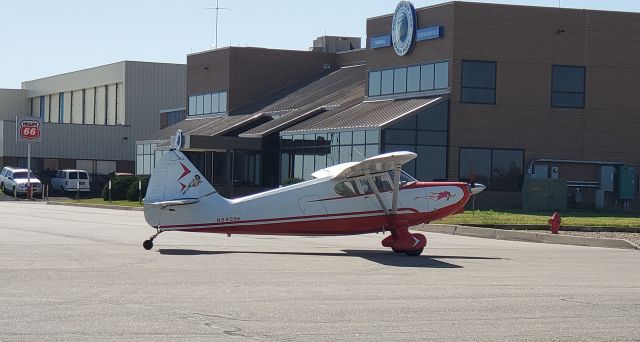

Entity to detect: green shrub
[102,176,137,201]
[126,176,149,202]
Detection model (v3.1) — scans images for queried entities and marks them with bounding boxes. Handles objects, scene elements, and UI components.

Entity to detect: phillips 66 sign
[16,117,43,143]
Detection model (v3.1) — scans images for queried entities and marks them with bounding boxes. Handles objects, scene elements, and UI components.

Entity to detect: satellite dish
[172,130,183,150]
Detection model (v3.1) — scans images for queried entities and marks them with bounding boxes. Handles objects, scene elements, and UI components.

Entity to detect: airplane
[142,130,485,256]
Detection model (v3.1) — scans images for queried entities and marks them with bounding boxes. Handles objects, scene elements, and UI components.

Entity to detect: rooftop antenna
[204,0,231,49]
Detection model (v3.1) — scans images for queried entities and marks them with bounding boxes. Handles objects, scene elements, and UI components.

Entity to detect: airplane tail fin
[145,149,221,203]
[144,148,227,227]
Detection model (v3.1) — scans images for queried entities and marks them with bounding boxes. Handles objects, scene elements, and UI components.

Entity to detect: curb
[415,224,640,250]
[465,224,640,233]
[47,201,144,211]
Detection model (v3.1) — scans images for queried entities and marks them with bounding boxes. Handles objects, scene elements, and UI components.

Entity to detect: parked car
[0,166,43,195]
[51,169,91,193]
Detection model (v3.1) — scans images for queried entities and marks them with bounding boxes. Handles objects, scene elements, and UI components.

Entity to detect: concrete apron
[415,224,640,250]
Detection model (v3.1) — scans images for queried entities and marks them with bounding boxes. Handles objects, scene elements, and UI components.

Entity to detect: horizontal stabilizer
[146,198,200,208]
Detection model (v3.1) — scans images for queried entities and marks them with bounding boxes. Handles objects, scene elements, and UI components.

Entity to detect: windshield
[387,170,417,184]
[12,172,34,179]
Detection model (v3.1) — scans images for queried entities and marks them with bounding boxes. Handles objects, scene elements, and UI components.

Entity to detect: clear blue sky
[1,0,639,89]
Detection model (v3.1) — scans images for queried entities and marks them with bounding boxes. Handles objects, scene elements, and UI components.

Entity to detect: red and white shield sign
[20,120,40,140]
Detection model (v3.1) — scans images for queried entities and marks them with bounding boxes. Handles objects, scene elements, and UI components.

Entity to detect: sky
[1,0,639,89]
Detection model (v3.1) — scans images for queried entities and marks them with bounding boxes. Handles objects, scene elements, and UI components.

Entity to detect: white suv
[0,166,43,195]
[51,169,91,193]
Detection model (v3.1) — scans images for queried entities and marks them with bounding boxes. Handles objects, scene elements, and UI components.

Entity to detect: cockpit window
[387,170,417,186]
[359,179,373,194]
[373,174,393,192]
[334,180,360,197]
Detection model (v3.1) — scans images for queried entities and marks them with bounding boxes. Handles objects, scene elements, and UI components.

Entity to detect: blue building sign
[370,35,391,49]
[416,26,442,41]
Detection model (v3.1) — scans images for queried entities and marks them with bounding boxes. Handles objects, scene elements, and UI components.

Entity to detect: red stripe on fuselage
[160,201,468,236]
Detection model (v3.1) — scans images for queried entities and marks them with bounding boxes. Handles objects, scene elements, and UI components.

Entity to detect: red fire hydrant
[548,212,561,234]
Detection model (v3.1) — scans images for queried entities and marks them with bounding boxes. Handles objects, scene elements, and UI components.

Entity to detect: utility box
[600,166,615,192]
[616,165,636,200]
[523,177,567,211]
[532,165,548,179]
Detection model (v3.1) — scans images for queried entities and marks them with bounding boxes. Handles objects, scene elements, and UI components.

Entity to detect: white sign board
[16,117,42,143]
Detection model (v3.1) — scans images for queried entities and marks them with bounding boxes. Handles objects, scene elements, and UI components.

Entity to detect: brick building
[138,1,640,209]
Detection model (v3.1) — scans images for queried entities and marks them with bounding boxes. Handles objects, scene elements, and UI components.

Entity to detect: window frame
[458,147,525,191]
[460,60,497,105]
[551,65,586,109]
[367,60,450,98]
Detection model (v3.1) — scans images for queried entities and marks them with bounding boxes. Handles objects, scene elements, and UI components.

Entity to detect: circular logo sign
[391,1,416,56]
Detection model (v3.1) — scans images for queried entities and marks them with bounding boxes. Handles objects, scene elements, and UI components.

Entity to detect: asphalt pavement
[0,202,639,341]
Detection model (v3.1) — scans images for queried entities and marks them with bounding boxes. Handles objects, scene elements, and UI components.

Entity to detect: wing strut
[391,165,401,215]
[365,172,389,215]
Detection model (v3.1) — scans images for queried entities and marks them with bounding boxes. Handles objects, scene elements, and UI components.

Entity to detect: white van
[51,170,91,193]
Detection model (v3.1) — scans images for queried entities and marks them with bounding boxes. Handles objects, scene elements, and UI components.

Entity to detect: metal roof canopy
[281,96,445,135]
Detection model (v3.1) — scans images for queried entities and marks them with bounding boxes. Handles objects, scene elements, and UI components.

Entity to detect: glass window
[373,174,393,192]
[315,154,327,170]
[144,144,151,154]
[407,66,420,92]
[359,178,373,194]
[416,146,447,181]
[552,93,584,108]
[384,130,416,145]
[329,146,340,166]
[365,130,380,144]
[381,69,394,95]
[393,67,407,94]
[293,154,303,179]
[196,95,204,114]
[459,148,491,186]
[334,181,359,197]
[303,154,314,180]
[552,65,585,108]
[339,145,352,163]
[434,62,449,89]
[417,101,448,131]
[339,131,352,145]
[365,144,379,158]
[136,144,144,154]
[417,131,447,145]
[461,61,496,104]
[420,64,435,91]
[219,91,227,112]
[368,71,381,96]
[353,145,366,161]
[211,92,220,113]
[552,66,585,92]
[353,131,366,145]
[388,115,416,130]
[330,132,340,146]
[492,150,523,191]
[203,93,212,114]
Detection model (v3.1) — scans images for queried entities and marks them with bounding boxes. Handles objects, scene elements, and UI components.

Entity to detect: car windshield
[12,172,33,179]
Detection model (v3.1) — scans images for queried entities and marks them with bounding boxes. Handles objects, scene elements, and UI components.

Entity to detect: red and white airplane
[143,131,485,256]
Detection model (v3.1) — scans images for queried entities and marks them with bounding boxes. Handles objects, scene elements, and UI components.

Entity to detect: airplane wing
[312,151,417,215]
[311,151,416,180]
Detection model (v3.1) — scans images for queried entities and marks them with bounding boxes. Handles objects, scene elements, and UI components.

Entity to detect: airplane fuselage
[144,177,470,236]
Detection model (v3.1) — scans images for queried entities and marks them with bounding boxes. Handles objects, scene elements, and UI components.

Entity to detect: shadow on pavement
[157,248,503,268]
